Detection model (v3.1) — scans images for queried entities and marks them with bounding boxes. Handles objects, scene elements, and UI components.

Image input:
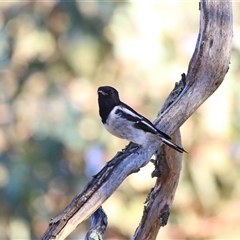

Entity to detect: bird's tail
[161,138,187,153]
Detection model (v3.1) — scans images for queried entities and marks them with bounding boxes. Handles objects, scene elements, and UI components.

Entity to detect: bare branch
[41,0,232,239]
[133,75,185,240]
[84,207,108,240]
[134,1,233,239]
[133,132,183,240]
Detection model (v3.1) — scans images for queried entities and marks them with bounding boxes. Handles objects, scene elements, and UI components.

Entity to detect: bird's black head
[97,86,121,123]
[97,86,120,104]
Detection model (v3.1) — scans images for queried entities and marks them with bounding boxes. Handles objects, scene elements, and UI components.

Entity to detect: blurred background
[0,1,239,239]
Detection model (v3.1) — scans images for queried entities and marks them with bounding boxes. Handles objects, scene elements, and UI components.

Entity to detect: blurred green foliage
[0,1,240,239]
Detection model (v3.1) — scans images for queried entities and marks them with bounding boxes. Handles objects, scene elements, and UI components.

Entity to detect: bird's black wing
[115,103,171,140]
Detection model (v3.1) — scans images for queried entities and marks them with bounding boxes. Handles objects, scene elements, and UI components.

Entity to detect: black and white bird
[97,86,186,153]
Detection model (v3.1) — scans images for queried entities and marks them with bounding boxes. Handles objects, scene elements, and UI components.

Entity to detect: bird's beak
[98,90,107,96]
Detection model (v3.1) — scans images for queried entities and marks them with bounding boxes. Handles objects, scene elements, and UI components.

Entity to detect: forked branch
[41,1,232,239]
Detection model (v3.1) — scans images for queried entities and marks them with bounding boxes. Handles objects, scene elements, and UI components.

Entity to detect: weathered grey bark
[84,207,107,240]
[41,0,232,239]
[133,76,186,240]
[133,0,233,239]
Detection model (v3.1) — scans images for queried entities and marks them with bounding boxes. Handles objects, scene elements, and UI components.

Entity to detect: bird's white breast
[104,106,148,145]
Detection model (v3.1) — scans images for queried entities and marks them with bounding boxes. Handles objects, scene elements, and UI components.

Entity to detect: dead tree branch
[133,1,233,239]
[41,0,232,239]
[84,207,107,240]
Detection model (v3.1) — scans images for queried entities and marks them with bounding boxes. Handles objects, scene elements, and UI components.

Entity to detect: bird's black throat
[98,96,120,124]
